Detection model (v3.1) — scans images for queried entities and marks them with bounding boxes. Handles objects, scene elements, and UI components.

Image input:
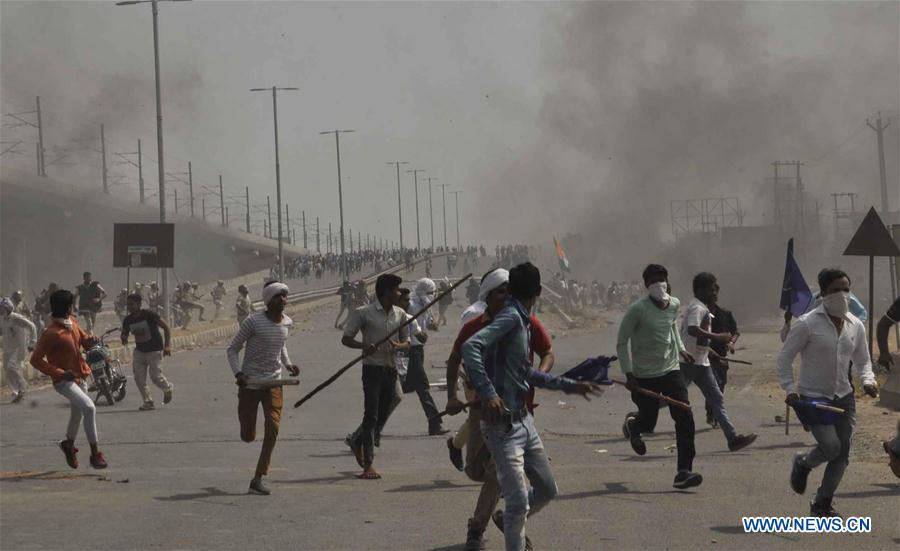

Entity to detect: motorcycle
[85,327,128,406]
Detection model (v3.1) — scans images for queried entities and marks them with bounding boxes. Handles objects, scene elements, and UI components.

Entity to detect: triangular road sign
[843,207,900,257]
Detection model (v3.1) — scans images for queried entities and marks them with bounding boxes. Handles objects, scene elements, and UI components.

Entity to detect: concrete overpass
[0,167,309,298]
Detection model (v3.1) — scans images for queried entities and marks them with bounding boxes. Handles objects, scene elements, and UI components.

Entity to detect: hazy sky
[2,1,898,250]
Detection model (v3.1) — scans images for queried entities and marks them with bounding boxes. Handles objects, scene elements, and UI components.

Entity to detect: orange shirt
[30,318,95,384]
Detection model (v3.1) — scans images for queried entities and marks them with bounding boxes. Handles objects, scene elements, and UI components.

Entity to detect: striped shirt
[227,311,293,389]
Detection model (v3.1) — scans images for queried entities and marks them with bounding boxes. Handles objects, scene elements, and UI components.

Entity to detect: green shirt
[616,295,686,378]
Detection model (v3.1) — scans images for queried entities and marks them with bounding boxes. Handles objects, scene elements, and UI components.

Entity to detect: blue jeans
[481,413,558,551]
[680,362,737,442]
[799,392,856,503]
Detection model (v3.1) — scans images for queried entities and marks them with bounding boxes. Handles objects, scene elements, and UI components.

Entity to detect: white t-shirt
[680,298,712,366]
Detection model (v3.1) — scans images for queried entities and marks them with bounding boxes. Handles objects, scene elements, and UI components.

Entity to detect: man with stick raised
[777,268,878,517]
[616,264,703,489]
[341,273,410,479]
[463,262,602,551]
[227,280,300,495]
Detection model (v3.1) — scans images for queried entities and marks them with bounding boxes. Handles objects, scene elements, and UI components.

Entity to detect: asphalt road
[2,272,898,550]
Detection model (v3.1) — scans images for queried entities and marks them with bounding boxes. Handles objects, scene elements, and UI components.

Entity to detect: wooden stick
[722,358,753,366]
[610,379,692,412]
[293,273,473,409]
[812,403,846,414]
[243,378,299,388]
[785,403,790,435]
[429,400,479,422]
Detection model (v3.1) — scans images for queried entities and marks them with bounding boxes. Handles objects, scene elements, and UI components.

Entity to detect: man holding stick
[341,273,410,479]
[616,264,703,489]
[777,268,877,517]
[227,281,299,495]
[463,262,602,551]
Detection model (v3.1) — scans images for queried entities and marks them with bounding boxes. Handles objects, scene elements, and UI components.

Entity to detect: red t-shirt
[453,313,552,365]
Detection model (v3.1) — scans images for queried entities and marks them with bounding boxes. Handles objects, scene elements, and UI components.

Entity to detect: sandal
[356,470,382,480]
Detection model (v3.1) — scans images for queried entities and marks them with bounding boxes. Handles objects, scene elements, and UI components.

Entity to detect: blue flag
[780,238,813,317]
[562,356,615,385]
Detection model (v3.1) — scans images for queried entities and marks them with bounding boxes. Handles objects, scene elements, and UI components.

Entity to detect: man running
[463,262,602,551]
[778,268,877,517]
[30,290,108,469]
[617,264,702,489]
[74,272,105,333]
[227,281,299,495]
[236,284,253,324]
[679,272,757,451]
[1,297,37,403]
[342,273,409,479]
[404,278,448,435]
[121,293,174,411]
[211,280,227,321]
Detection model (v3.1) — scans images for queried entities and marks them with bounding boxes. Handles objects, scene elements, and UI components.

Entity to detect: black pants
[632,370,695,472]
[356,365,398,468]
[705,359,728,419]
[403,346,442,430]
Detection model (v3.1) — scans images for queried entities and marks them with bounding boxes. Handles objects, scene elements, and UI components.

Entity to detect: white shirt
[227,311,293,388]
[1,312,37,351]
[680,298,712,366]
[408,295,433,347]
[776,304,875,398]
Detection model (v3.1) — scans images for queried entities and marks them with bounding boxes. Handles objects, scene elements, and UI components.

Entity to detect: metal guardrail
[250,252,453,310]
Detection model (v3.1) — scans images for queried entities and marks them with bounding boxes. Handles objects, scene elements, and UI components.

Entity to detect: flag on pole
[553,237,570,272]
[780,238,813,317]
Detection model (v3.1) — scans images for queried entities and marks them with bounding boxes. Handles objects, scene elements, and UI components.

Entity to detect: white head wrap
[414,278,436,298]
[460,301,486,324]
[0,298,13,315]
[262,282,290,306]
[478,269,509,302]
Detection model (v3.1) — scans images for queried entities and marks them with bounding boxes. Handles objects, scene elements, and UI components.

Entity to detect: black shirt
[886,296,900,323]
[122,309,164,353]
[709,305,738,358]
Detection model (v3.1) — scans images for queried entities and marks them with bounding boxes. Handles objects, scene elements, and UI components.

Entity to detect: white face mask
[822,291,850,317]
[648,281,669,301]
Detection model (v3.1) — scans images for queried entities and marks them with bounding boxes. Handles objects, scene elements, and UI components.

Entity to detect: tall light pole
[437,183,451,249]
[252,85,298,280]
[451,190,463,251]
[406,169,425,250]
[321,130,354,281]
[424,176,437,250]
[386,161,409,249]
[115,0,191,323]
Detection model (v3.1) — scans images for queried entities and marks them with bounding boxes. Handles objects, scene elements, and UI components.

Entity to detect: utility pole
[187,161,194,217]
[251,86,298,279]
[387,161,409,249]
[425,176,437,250]
[138,139,144,203]
[437,183,451,248]
[868,112,897,347]
[349,228,353,253]
[218,175,225,226]
[320,130,355,281]
[202,195,206,222]
[407,168,426,250]
[100,124,108,193]
[867,112,892,214]
[451,190,463,250]
[173,187,178,215]
[286,203,291,244]
[225,205,229,228]
[36,96,45,176]
[328,222,333,255]
[316,216,320,252]
[267,195,273,239]
[302,210,307,249]
[245,186,251,232]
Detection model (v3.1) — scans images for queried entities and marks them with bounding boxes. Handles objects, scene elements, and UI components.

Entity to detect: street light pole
[116,0,192,323]
[451,190,463,251]
[407,169,425,251]
[321,130,354,281]
[425,176,437,250]
[252,85,298,280]
[387,161,409,249]
[437,183,451,249]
